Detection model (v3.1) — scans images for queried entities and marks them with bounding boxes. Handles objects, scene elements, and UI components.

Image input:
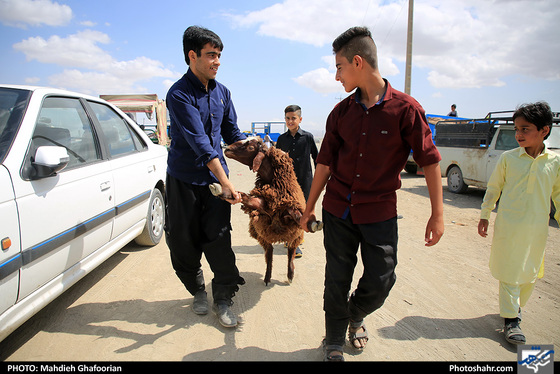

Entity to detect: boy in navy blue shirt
[166,26,246,328]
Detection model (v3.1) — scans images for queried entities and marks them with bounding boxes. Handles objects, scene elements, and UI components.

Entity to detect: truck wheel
[447,165,468,193]
[134,188,164,246]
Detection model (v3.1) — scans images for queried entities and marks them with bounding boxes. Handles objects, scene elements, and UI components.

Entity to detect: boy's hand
[221,181,242,205]
[300,210,314,232]
[478,219,489,237]
[223,191,242,204]
[424,214,444,246]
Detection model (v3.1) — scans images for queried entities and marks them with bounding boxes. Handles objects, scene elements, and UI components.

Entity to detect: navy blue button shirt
[166,69,246,185]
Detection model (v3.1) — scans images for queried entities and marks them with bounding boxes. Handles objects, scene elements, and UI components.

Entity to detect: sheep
[209,137,322,285]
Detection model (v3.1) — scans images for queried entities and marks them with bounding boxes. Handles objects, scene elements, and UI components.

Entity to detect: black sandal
[322,340,344,361]
[348,320,368,350]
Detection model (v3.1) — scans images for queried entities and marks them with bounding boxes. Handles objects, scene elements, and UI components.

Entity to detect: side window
[33,97,99,169]
[495,129,517,151]
[88,102,145,157]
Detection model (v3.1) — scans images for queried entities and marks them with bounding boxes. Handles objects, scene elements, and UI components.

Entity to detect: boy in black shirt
[276,105,318,257]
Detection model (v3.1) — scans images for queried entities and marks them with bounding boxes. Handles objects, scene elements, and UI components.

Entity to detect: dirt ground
[1,157,558,362]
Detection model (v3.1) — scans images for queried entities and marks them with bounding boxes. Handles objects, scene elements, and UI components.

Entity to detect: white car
[0,85,167,342]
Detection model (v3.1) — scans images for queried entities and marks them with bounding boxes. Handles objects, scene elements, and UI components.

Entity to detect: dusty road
[1,157,558,362]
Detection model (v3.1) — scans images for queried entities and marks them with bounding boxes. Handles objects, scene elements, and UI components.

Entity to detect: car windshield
[0,87,32,162]
[545,124,560,150]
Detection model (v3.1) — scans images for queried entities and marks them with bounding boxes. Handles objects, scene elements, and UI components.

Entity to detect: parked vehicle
[0,85,167,342]
[404,114,468,174]
[100,94,169,146]
[436,111,560,194]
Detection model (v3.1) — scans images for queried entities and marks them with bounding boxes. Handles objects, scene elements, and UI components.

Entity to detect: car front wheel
[135,188,164,246]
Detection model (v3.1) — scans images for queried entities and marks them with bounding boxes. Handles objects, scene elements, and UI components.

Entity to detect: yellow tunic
[480,147,560,285]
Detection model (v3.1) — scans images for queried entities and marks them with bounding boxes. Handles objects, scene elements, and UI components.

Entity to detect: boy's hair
[284,104,302,116]
[183,26,223,66]
[513,101,553,139]
[332,26,378,70]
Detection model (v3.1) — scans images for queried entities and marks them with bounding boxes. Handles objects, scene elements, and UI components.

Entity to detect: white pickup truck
[436,111,560,194]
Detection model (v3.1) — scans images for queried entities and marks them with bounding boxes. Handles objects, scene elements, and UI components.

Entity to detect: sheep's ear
[252,152,265,172]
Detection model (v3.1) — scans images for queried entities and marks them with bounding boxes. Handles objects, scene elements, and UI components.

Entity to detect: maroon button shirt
[317,80,441,224]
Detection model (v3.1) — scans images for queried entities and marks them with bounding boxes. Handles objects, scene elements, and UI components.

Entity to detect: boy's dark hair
[284,105,302,116]
[332,26,378,69]
[183,26,223,66]
[513,101,553,139]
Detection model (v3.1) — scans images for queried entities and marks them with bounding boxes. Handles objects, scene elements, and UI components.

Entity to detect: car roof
[0,84,105,103]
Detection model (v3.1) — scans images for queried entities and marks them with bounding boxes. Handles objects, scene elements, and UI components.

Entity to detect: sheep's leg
[209,183,234,199]
[210,184,262,211]
[286,244,296,284]
[308,219,324,233]
[241,194,265,211]
[262,242,274,286]
[286,233,303,284]
[242,194,275,221]
[284,208,324,233]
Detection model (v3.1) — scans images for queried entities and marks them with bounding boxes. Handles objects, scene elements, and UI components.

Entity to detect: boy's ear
[353,55,364,69]
[542,125,551,138]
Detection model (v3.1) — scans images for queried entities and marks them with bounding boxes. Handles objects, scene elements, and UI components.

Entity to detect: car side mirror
[31,146,70,179]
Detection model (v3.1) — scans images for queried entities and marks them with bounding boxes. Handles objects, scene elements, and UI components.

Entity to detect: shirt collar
[286,126,304,137]
[517,145,550,159]
[354,78,390,108]
[186,68,216,92]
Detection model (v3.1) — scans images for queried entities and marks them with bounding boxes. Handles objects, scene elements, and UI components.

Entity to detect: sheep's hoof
[308,220,324,232]
[209,183,223,196]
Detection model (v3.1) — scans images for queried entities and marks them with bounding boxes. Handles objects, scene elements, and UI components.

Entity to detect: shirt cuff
[480,209,492,220]
[195,150,219,168]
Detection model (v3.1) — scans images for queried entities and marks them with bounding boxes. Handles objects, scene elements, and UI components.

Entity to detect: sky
[1,0,559,137]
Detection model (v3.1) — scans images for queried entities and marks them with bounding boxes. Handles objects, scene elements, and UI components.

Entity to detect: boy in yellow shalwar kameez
[478,102,560,345]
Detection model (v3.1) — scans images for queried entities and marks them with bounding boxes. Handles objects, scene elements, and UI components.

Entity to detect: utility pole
[404,0,413,95]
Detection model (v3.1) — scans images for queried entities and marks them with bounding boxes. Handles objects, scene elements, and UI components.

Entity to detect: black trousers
[322,209,398,346]
[165,174,243,304]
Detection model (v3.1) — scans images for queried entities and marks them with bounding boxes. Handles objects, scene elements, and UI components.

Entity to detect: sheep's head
[224,137,266,172]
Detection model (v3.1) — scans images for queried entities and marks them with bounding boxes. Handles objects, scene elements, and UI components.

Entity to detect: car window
[88,102,146,157]
[130,124,148,150]
[0,88,31,162]
[33,97,100,168]
[545,125,560,150]
[495,129,517,151]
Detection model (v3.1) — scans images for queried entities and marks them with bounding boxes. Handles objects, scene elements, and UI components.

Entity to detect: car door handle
[147,165,155,173]
[100,181,111,191]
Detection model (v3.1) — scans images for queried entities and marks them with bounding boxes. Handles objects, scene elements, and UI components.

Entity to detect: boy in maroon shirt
[300,26,444,361]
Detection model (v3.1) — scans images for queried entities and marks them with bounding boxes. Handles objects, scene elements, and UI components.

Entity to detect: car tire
[447,165,469,194]
[404,163,418,174]
[135,188,164,246]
